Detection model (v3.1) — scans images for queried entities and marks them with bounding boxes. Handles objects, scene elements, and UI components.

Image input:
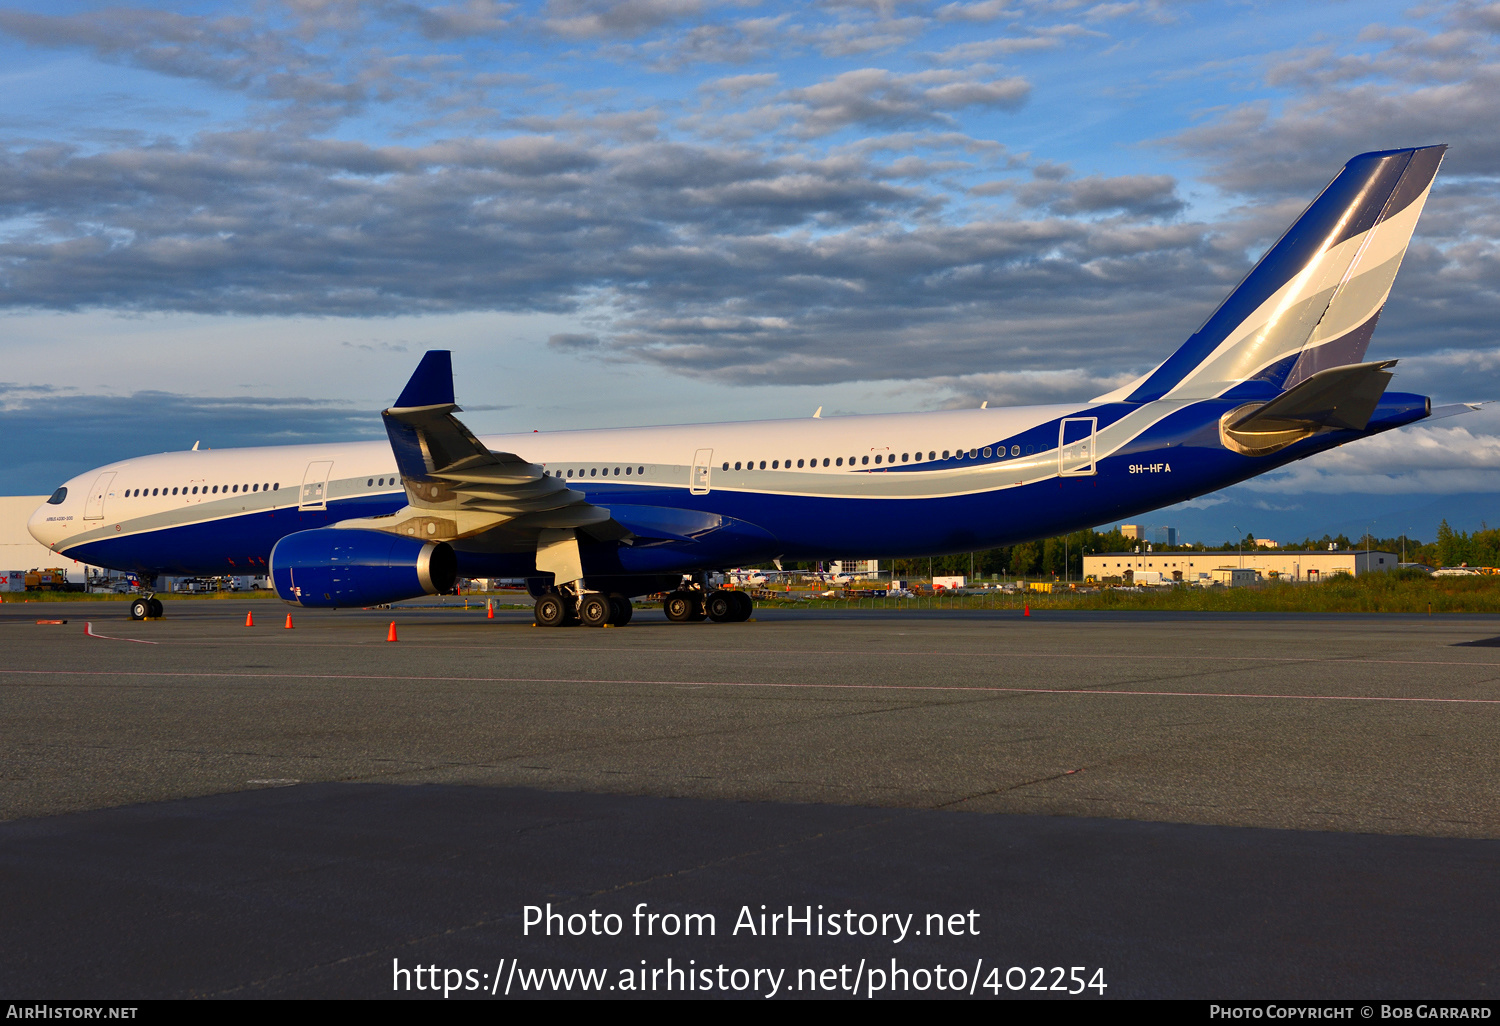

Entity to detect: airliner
[28,145,1478,626]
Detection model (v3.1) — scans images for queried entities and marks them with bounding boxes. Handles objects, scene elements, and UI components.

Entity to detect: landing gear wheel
[148,597,164,619]
[730,591,753,622]
[578,593,611,628]
[608,595,633,626]
[706,591,735,622]
[129,597,150,621]
[664,591,695,622]
[534,593,568,627]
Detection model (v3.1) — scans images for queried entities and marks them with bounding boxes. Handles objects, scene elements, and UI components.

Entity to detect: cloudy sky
[1,0,1497,541]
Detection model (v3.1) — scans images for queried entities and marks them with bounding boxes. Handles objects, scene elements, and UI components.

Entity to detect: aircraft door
[83,471,116,520]
[299,460,334,510]
[1058,417,1098,477]
[690,449,713,495]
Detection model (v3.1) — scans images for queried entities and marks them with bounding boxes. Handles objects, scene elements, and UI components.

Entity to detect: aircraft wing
[341,351,620,543]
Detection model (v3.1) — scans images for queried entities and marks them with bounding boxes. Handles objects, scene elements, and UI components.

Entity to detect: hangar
[1084,549,1399,583]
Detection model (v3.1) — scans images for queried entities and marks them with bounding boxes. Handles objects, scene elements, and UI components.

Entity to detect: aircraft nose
[27,494,64,550]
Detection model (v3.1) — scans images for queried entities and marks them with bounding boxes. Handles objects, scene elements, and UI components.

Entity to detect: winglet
[393,350,455,409]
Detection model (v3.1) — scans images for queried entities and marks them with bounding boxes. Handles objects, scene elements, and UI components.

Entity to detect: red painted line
[83,622,158,644]
[0,668,1496,704]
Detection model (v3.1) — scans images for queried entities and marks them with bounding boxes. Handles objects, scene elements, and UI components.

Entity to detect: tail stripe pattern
[1126,145,1445,404]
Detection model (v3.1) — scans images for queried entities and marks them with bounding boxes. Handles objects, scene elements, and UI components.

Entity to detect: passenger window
[590,468,597,477]
[797,459,804,468]
[614,467,620,476]
[902,453,909,462]
[211,485,217,494]
[835,457,843,466]
[1025,446,1033,455]
[862,456,869,465]
[150,488,157,496]
[273,483,279,490]
[1011,445,1020,456]
[759,461,766,470]
[822,458,830,467]
[942,451,949,459]
[873,455,881,464]
[734,461,742,470]
[638,467,644,474]
[232,484,238,493]
[968,449,977,458]
[983,447,991,458]
[722,462,729,471]
[625,466,632,475]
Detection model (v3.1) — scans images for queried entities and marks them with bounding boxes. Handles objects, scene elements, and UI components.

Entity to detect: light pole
[1232,524,1243,568]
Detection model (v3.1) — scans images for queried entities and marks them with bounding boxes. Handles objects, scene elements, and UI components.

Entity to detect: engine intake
[270,528,457,608]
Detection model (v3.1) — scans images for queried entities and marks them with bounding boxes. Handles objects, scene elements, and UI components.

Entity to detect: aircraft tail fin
[1126,145,1446,404]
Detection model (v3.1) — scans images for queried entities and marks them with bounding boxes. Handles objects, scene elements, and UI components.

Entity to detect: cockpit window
[46,487,67,505]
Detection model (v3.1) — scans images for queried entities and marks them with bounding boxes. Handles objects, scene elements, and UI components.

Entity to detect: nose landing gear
[129,579,164,620]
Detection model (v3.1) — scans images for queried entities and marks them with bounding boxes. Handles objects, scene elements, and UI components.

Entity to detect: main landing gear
[665,587,752,624]
[531,585,751,627]
[533,588,635,628]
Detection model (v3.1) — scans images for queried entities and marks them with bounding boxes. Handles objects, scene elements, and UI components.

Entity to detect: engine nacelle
[270,528,457,608]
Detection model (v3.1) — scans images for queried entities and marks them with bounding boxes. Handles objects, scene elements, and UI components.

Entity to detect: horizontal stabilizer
[1229,360,1397,433]
[1221,360,1397,456]
[1429,402,1489,421]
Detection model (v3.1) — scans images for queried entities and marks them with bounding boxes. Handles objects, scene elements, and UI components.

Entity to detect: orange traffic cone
[284,614,294,629]
[1023,602,1030,617]
[245,611,254,627]
[387,622,398,642]
[486,599,494,619]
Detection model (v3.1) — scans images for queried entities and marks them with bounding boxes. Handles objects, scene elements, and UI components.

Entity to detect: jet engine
[269,528,457,608]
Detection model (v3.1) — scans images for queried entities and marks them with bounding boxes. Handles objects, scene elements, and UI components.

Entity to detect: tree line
[775,521,1500,579]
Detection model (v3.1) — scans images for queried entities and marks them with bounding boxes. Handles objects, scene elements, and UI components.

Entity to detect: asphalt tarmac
[2,599,1498,998]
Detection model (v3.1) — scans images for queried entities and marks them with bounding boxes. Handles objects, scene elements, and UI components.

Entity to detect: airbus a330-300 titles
[29,145,1480,627]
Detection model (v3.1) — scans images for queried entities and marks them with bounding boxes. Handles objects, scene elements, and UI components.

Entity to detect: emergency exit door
[299,460,334,510]
[1058,418,1097,476]
[690,449,713,495]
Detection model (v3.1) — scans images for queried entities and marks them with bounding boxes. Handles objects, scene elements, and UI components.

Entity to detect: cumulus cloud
[0,0,1495,428]
[1007,171,1184,218]
[778,68,1030,136]
[539,0,706,39]
[1244,416,1500,495]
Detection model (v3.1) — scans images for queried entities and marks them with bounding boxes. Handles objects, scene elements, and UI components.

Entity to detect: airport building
[1084,548,1400,583]
[0,495,78,574]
